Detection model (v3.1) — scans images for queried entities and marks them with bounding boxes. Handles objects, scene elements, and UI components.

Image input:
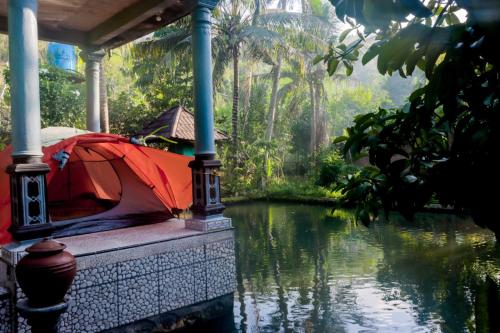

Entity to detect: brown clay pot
[16,238,76,307]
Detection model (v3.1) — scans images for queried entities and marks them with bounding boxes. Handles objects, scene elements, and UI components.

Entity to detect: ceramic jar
[16,238,76,307]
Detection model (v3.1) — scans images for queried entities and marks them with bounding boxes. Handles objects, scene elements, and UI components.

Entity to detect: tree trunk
[265,56,282,143]
[231,45,240,152]
[99,59,109,133]
[309,80,316,154]
[262,56,283,187]
[301,0,308,13]
[314,82,324,150]
[262,0,287,187]
[241,62,253,137]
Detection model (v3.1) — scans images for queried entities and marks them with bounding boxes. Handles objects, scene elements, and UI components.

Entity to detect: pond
[195,202,499,333]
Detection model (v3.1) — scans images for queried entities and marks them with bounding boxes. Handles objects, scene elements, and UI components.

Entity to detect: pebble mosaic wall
[0,230,235,333]
[0,288,11,333]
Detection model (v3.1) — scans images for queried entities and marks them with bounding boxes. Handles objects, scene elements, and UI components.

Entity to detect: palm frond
[277,81,299,100]
[133,28,191,59]
[245,40,276,65]
[258,12,339,37]
[239,26,285,47]
[212,44,232,89]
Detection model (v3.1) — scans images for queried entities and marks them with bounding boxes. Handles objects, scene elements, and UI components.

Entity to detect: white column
[8,0,42,162]
[81,50,105,132]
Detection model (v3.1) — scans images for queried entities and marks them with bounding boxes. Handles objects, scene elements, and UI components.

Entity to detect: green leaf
[362,42,382,65]
[312,55,324,65]
[425,45,444,77]
[445,13,460,25]
[424,28,451,77]
[339,28,354,43]
[333,136,348,144]
[400,0,432,17]
[327,58,340,75]
[403,174,418,183]
[398,68,406,78]
[409,87,426,101]
[377,24,428,75]
[405,47,425,75]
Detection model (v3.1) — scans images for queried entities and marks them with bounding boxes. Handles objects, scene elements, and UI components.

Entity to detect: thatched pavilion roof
[138,106,227,142]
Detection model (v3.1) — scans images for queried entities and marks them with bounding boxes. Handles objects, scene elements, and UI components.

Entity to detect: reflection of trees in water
[235,237,248,332]
[228,203,499,332]
[231,203,365,332]
[373,213,499,332]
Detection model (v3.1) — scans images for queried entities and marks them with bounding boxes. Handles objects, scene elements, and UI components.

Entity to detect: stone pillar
[186,3,231,232]
[81,49,105,132]
[7,0,53,240]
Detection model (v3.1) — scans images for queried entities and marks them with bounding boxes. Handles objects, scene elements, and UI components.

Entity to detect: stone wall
[1,224,235,333]
[0,286,11,333]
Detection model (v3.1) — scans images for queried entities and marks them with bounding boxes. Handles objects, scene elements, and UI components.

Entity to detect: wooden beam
[87,0,175,46]
[38,25,86,46]
[0,16,85,46]
[98,1,197,49]
[0,16,8,34]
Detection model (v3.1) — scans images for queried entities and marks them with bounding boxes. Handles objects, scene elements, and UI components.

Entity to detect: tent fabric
[0,133,193,244]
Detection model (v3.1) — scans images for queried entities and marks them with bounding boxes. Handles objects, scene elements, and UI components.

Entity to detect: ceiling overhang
[0,0,218,49]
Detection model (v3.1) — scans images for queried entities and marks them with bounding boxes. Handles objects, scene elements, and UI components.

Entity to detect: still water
[204,202,499,333]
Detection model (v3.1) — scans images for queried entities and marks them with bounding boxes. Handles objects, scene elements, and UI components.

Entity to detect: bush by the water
[316,149,358,188]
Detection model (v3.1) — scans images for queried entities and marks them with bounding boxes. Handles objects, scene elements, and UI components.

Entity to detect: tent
[0,129,193,244]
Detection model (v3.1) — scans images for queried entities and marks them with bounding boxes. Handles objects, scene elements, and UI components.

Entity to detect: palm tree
[258,0,340,181]
[133,0,285,156]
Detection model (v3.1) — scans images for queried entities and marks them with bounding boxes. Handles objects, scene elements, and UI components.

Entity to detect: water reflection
[225,202,499,333]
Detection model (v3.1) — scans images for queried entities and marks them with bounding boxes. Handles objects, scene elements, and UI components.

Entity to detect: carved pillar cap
[188,158,221,168]
[6,163,50,175]
[80,49,105,63]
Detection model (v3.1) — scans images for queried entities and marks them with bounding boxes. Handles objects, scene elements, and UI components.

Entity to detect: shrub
[316,150,358,188]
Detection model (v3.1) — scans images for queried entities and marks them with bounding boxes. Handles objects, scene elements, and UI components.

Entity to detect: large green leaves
[330,0,500,238]
[329,0,431,29]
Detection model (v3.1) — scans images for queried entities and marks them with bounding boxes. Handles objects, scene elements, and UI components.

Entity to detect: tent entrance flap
[48,146,123,221]
[49,159,168,224]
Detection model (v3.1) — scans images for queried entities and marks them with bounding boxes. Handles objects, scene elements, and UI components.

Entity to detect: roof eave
[0,0,220,49]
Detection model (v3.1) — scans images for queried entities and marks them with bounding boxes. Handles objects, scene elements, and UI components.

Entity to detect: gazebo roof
[139,106,227,142]
[0,0,216,49]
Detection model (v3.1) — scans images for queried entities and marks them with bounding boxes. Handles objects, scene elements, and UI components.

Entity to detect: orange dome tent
[0,131,193,244]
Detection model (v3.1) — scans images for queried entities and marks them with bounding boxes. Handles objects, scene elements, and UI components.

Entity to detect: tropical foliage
[3,0,492,236]
[321,0,500,237]
[0,1,406,192]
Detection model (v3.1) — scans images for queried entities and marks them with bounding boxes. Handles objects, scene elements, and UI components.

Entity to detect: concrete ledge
[1,219,233,266]
[186,216,232,232]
